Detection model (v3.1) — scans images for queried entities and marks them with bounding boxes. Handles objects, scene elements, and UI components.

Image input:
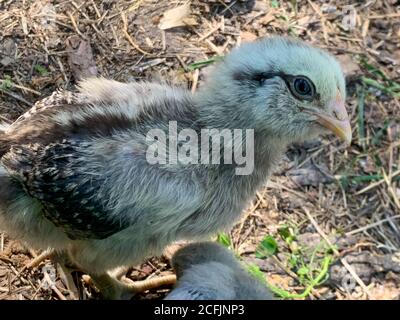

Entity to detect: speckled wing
[1,140,128,240]
[1,79,196,240]
[8,89,79,131]
[0,89,82,158]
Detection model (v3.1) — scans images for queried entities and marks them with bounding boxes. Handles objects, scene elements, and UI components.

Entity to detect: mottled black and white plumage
[165,242,273,300]
[0,37,351,298]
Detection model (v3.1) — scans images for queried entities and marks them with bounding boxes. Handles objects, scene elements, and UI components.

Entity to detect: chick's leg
[26,248,55,268]
[89,272,177,300]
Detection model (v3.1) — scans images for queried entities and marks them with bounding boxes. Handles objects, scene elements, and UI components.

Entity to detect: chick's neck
[193,88,288,190]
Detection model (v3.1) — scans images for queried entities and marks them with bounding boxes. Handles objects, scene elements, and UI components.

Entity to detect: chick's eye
[294,78,311,95]
[290,77,315,100]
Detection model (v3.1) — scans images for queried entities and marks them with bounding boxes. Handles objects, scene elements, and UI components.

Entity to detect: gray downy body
[0,37,346,274]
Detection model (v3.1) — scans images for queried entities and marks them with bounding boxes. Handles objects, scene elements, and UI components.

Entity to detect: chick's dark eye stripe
[253,72,316,102]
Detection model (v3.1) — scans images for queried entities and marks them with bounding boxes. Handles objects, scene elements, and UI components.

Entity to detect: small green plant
[216,226,336,300]
[0,75,13,91]
[247,225,336,299]
[34,64,49,76]
[247,255,332,299]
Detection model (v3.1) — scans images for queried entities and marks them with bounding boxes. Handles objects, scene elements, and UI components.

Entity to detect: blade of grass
[360,58,391,82]
[186,56,223,72]
[362,77,400,97]
[339,173,400,184]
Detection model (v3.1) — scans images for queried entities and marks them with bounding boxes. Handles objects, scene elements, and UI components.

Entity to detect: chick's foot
[90,273,177,300]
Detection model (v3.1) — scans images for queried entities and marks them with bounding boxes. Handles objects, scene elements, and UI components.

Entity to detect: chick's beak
[315,94,352,146]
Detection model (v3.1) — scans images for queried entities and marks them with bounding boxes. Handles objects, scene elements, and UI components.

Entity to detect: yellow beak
[314,93,352,146]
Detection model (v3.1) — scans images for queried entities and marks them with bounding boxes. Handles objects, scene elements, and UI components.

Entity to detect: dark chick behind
[165,242,274,300]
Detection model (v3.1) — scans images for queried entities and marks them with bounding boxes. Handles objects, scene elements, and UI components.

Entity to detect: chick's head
[199,37,351,146]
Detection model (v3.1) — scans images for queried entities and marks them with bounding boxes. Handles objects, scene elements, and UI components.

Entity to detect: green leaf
[217,233,231,248]
[278,226,290,239]
[278,226,295,244]
[34,64,49,76]
[271,0,280,9]
[256,235,278,258]
[288,254,298,268]
[297,266,309,276]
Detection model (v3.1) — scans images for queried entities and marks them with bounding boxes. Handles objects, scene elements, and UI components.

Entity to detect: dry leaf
[0,38,17,67]
[66,35,97,80]
[336,54,361,77]
[259,10,276,26]
[359,155,376,174]
[20,15,28,35]
[240,31,257,42]
[287,164,333,187]
[341,5,357,31]
[321,4,337,14]
[330,252,400,287]
[368,284,400,300]
[158,3,197,30]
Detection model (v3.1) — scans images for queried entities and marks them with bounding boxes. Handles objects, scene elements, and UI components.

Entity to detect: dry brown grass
[0,0,399,300]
